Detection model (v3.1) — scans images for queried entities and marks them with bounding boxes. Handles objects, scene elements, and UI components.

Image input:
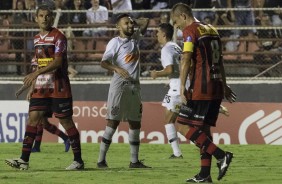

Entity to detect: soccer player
[5,4,84,170]
[15,84,71,153]
[150,23,186,159]
[97,14,151,168]
[171,3,236,183]
[150,23,230,160]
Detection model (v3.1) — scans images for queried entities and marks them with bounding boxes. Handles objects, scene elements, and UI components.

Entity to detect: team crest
[111,106,120,116]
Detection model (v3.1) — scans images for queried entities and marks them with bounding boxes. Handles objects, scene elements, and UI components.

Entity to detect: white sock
[165,123,182,157]
[129,129,140,163]
[98,126,116,162]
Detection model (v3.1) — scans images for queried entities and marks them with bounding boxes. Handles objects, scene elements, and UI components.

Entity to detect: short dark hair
[36,4,54,16]
[159,23,174,41]
[171,3,193,17]
[116,13,130,24]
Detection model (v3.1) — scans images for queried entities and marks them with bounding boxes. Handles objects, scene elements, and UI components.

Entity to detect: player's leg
[97,120,119,168]
[164,109,182,159]
[5,98,48,170]
[178,100,233,181]
[5,111,45,170]
[52,98,84,170]
[43,119,70,152]
[31,122,44,152]
[128,120,151,168]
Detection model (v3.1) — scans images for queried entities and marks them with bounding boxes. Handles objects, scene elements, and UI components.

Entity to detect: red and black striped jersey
[182,22,224,100]
[31,27,72,98]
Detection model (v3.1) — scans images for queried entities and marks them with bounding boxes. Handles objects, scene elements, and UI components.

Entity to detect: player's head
[157,23,174,44]
[35,4,54,31]
[116,13,134,37]
[170,3,194,30]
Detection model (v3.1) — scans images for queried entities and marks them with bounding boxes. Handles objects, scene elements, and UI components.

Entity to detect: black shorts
[29,98,73,118]
[177,99,222,127]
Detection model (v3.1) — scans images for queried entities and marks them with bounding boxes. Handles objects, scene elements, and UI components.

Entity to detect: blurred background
[0,0,281,79]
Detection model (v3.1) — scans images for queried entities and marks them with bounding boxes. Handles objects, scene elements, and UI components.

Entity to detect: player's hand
[219,105,229,117]
[150,70,157,79]
[23,72,38,87]
[180,86,187,104]
[26,90,33,101]
[115,67,130,79]
[224,85,236,103]
[15,86,26,99]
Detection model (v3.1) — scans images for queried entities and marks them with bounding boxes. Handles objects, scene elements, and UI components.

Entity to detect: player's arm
[23,56,63,86]
[180,52,192,103]
[15,58,38,98]
[101,60,130,79]
[219,56,236,103]
[134,17,149,35]
[23,36,67,86]
[150,65,173,79]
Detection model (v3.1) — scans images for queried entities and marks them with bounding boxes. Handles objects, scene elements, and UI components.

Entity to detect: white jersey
[161,41,182,79]
[102,30,141,91]
[161,41,190,113]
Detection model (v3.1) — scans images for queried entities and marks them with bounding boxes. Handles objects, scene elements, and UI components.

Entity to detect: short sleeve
[54,34,67,57]
[161,46,174,68]
[182,28,195,53]
[102,38,117,62]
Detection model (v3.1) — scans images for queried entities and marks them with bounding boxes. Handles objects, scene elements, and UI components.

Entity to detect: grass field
[0,143,281,184]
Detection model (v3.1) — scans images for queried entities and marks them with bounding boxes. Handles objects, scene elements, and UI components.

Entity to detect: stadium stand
[0,1,282,78]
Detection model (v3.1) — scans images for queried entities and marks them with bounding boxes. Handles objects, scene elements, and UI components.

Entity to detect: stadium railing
[0,8,282,79]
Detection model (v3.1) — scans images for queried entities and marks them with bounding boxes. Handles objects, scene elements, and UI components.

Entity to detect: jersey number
[210,40,220,64]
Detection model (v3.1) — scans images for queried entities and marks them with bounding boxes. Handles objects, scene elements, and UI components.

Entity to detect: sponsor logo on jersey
[45,36,54,41]
[186,36,192,42]
[38,58,53,67]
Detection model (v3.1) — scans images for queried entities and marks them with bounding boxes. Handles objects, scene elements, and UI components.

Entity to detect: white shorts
[161,78,182,113]
[106,85,142,122]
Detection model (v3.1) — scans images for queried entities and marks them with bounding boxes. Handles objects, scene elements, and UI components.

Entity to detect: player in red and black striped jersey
[5,4,83,170]
[171,3,236,183]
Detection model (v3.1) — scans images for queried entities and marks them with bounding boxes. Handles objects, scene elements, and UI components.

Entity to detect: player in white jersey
[150,23,230,159]
[150,23,187,159]
[97,14,151,168]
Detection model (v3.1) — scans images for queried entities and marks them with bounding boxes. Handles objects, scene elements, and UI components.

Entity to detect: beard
[123,28,134,37]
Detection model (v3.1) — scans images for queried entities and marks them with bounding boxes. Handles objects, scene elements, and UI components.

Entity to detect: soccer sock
[20,125,37,162]
[129,128,140,163]
[66,127,82,163]
[199,133,213,178]
[165,123,182,156]
[98,126,116,162]
[185,126,225,160]
[199,150,212,178]
[33,124,44,150]
[44,122,69,141]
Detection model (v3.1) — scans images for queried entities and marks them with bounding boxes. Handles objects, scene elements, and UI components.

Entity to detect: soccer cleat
[64,139,71,152]
[129,160,151,168]
[31,147,41,153]
[169,154,183,159]
[186,174,213,183]
[97,160,108,168]
[5,158,29,170]
[217,151,233,180]
[65,161,84,170]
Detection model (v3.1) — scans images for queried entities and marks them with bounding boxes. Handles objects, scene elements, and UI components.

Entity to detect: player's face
[171,13,185,31]
[118,17,134,37]
[156,28,165,44]
[35,10,53,31]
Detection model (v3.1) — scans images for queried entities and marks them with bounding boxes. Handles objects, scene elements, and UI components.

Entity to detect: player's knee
[177,124,190,136]
[59,117,75,130]
[107,120,120,129]
[128,121,141,129]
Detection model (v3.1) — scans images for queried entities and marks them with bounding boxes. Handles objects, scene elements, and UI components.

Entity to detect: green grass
[0,143,282,184]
